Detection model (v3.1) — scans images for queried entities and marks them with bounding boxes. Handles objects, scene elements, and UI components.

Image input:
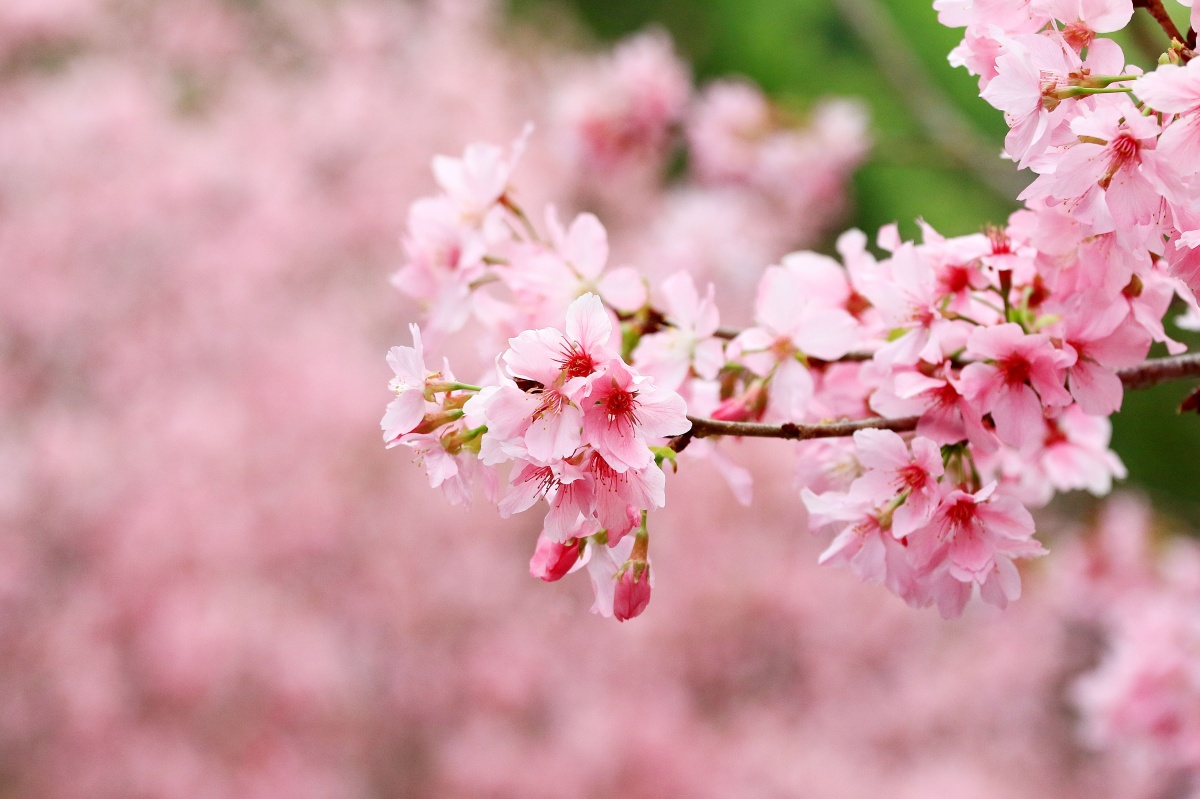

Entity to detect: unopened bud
[530,535,581,582]
[413,409,463,435]
[711,381,767,421]
[613,560,652,621]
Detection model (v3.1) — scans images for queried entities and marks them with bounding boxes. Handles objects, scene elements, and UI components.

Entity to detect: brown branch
[1133,0,1187,46]
[683,414,922,445]
[1116,351,1200,391]
[669,353,1200,452]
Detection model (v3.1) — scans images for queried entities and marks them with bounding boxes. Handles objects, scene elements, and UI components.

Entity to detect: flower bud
[530,535,581,582]
[710,381,767,422]
[613,560,652,621]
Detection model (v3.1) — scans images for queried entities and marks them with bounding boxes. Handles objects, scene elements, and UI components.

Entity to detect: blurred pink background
[1,0,1196,796]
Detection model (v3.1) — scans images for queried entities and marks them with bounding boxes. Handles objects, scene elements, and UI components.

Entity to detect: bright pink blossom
[959,323,1073,449]
[852,429,945,538]
[581,358,690,473]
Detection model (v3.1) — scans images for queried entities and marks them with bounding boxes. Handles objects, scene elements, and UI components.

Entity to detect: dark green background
[509,0,1200,517]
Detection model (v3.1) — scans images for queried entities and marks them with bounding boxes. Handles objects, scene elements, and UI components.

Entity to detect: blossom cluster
[386,0,1200,620]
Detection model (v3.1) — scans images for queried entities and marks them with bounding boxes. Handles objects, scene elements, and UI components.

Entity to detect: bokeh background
[1,0,1199,796]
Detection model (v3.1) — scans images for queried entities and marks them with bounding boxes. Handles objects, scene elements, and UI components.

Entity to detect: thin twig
[669,352,1200,452]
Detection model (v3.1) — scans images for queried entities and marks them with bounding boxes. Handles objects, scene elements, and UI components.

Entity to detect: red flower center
[557,343,597,380]
[999,355,1032,387]
[604,383,639,419]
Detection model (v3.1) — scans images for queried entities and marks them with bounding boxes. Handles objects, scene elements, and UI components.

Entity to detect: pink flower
[851,429,945,538]
[1021,100,1171,232]
[399,423,496,507]
[487,293,619,461]
[1136,58,1200,175]
[556,31,691,175]
[583,533,636,618]
[908,483,1046,611]
[1052,294,1152,414]
[959,323,1073,449]
[392,197,489,335]
[381,324,432,444]
[502,209,647,321]
[632,271,724,391]
[980,32,1083,165]
[861,243,973,368]
[582,451,666,545]
[731,256,859,419]
[992,406,1127,505]
[581,358,690,473]
[802,482,925,605]
[497,460,586,524]
[432,124,531,221]
[803,484,896,586]
[1033,0,1134,49]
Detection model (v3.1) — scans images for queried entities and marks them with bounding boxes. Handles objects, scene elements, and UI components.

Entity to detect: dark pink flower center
[898,463,928,491]
[999,355,1032,387]
[603,383,639,420]
[1043,419,1069,448]
[1110,132,1139,164]
[930,381,961,411]
[557,343,597,379]
[942,498,979,539]
[939,264,972,295]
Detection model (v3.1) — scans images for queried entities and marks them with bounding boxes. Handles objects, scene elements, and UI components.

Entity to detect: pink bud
[613,562,652,621]
[710,382,767,422]
[529,535,581,582]
[710,396,752,421]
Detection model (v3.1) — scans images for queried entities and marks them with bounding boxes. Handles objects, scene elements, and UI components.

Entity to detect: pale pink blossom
[582,532,636,618]
[1136,58,1200,175]
[502,209,647,321]
[1033,0,1134,48]
[990,406,1127,506]
[860,243,974,368]
[1021,99,1171,232]
[632,271,724,391]
[432,124,531,221]
[583,451,666,543]
[1051,294,1152,414]
[555,30,690,176]
[981,32,1083,165]
[382,324,434,443]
